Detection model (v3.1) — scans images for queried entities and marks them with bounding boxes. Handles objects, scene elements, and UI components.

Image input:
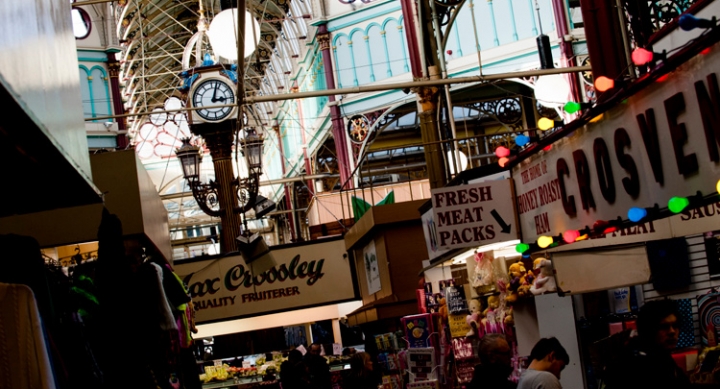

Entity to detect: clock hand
[211,83,219,102]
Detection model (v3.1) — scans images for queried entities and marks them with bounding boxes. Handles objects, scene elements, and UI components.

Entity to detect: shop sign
[174,238,356,323]
[448,314,471,338]
[513,43,720,242]
[421,207,451,260]
[431,179,518,250]
[362,240,381,295]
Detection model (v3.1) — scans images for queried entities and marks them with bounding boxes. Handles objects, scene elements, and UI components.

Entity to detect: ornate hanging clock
[184,64,238,125]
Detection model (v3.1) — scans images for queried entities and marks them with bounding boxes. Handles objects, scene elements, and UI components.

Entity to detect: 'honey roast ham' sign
[174,238,356,323]
[430,178,518,250]
[512,40,720,243]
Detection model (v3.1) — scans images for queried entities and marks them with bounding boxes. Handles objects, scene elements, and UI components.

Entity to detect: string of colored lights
[483,12,720,257]
[514,184,720,256]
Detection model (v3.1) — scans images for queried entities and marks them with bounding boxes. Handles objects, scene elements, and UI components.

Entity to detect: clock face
[192,78,235,121]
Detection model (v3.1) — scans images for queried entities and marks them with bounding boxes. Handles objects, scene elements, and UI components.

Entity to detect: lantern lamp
[239,127,265,171]
[176,138,202,180]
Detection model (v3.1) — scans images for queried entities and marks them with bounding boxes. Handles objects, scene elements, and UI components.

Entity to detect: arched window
[71,1,92,39]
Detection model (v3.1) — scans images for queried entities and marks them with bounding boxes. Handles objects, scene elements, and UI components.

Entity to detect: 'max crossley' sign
[174,238,356,323]
[430,179,518,250]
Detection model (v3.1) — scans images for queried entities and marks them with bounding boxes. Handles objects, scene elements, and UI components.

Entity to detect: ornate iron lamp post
[175,126,264,253]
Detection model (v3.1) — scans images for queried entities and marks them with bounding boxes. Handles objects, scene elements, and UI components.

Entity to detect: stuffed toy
[472,252,496,294]
[482,296,501,334]
[506,262,526,303]
[437,296,448,320]
[530,257,557,295]
[503,305,514,326]
[519,265,534,298]
[465,299,483,337]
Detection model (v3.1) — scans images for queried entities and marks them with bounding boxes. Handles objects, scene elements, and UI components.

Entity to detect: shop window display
[415,252,527,388]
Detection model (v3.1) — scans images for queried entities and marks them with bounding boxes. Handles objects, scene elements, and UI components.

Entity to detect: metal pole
[469,0,483,75]
[430,0,461,177]
[237,0,246,111]
[86,66,592,121]
[415,0,428,78]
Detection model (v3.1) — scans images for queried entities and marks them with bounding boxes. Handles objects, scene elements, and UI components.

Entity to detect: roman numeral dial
[191,78,235,122]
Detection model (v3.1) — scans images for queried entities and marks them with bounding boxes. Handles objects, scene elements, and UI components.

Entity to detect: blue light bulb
[516,135,530,147]
[627,207,647,222]
[678,14,715,31]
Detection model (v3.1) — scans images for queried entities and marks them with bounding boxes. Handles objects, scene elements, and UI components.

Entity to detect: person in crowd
[517,337,569,389]
[342,352,380,389]
[280,349,309,389]
[468,333,516,389]
[603,299,690,389]
[303,343,331,389]
[342,347,357,356]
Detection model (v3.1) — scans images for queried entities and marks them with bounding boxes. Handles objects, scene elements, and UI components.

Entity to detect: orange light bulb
[594,76,614,92]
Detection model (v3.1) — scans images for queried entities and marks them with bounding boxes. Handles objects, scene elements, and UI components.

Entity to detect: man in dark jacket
[603,299,690,389]
[303,343,331,389]
[468,333,517,389]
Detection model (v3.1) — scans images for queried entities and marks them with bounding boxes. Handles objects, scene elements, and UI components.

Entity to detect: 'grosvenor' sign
[513,40,720,242]
[174,238,356,323]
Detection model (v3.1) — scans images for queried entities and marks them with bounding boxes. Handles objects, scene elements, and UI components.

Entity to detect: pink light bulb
[563,230,581,244]
[631,48,654,66]
[495,146,510,158]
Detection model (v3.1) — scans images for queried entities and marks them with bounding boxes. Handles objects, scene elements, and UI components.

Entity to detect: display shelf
[201,378,278,389]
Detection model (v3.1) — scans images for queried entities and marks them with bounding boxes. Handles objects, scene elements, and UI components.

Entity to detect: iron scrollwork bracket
[189,178,222,217]
[235,170,261,214]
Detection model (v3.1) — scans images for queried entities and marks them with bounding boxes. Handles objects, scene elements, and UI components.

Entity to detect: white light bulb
[447,150,468,175]
[534,74,571,108]
[207,9,261,61]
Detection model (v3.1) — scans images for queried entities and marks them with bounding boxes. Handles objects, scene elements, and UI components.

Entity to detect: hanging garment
[0,282,56,389]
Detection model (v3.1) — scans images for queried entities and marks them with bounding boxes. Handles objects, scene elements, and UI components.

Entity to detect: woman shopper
[343,352,380,389]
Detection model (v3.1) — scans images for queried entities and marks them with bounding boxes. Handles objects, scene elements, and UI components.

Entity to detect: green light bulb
[668,196,690,213]
[564,102,582,114]
[516,243,530,254]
